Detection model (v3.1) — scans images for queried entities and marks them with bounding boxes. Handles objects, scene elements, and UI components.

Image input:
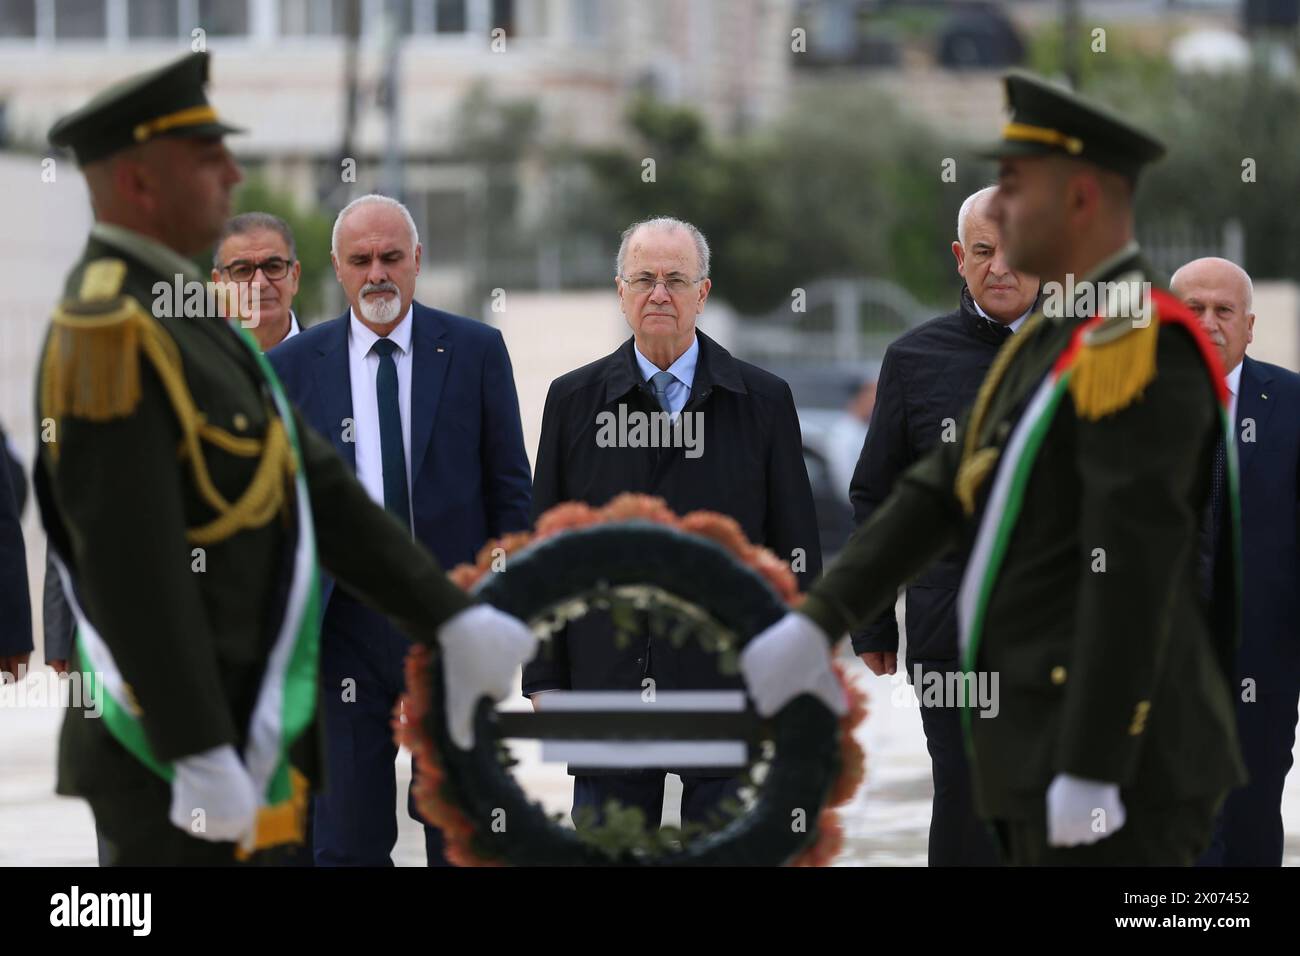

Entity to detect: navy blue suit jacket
[268,302,532,611]
[1234,355,1300,693]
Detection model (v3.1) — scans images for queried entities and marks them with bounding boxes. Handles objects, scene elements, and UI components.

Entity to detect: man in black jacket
[523,216,821,831]
[849,186,1039,865]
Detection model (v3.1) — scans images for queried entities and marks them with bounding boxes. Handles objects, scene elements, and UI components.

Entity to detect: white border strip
[957,374,1060,661]
[540,741,748,768]
[535,691,747,712]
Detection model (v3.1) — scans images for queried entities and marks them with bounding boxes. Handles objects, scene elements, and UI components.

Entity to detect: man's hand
[0,653,30,683]
[740,612,847,718]
[1046,773,1126,847]
[859,651,897,676]
[48,659,69,675]
[438,605,538,750]
[168,744,260,845]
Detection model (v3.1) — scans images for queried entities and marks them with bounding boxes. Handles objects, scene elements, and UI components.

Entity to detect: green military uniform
[799,73,1246,865]
[37,52,470,865]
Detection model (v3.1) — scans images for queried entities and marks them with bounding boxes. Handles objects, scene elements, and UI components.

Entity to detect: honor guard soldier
[37,51,535,865]
[740,72,1246,866]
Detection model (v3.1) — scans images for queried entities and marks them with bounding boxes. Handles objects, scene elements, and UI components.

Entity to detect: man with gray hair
[211,211,303,351]
[524,215,821,833]
[846,185,1039,865]
[1171,257,1300,867]
[270,192,533,865]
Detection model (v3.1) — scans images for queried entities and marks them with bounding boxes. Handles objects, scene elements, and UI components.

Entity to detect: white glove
[437,604,538,750]
[1046,772,1126,847]
[739,612,847,718]
[168,744,260,846]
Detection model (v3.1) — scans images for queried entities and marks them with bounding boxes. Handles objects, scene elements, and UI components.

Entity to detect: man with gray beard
[269,194,533,865]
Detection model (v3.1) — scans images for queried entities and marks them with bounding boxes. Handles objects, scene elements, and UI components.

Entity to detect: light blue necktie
[649,370,676,414]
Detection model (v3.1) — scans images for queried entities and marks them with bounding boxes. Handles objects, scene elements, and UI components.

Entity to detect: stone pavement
[4,664,1297,866]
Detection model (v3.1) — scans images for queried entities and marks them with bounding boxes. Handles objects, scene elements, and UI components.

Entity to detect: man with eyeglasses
[212,212,303,352]
[269,193,533,866]
[524,216,821,834]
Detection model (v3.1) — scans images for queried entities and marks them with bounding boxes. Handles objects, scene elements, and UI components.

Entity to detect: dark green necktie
[371,337,410,529]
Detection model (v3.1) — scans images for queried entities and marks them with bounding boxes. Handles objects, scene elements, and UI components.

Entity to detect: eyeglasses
[219,257,294,282]
[620,274,705,295]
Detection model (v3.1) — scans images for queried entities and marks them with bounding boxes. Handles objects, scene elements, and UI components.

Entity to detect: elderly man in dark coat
[849,186,1039,865]
[523,216,822,832]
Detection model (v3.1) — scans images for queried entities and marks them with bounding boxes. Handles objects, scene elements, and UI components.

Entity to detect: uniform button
[997,421,1011,440]
[1050,666,1067,685]
[233,413,249,431]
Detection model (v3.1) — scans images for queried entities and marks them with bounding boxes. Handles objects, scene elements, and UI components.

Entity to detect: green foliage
[1030,21,1300,282]
[569,798,724,861]
[1027,22,1178,95]
[576,87,972,314]
[1107,67,1300,283]
[453,82,545,297]
[227,177,334,322]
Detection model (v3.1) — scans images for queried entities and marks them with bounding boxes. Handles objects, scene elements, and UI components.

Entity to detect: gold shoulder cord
[41,295,294,545]
[1067,317,1160,422]
[954,311,1045,515]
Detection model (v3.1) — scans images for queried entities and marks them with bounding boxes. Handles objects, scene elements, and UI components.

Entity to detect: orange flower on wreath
[402,495,868,866]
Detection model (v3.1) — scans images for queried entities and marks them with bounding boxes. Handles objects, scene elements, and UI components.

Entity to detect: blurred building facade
[0,0,797,311]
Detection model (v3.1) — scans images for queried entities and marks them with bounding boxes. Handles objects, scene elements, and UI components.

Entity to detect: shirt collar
[970,296,1034,333]
[267,312,301,350]
[633,334,700,389]
[1225,360,1243,397]
[91,221,204,284]
[349,304,414,356]
[1080,239,1142,286]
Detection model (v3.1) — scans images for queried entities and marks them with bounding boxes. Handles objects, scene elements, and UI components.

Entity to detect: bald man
[848,185,1038,865]
[1172,257,1300,867]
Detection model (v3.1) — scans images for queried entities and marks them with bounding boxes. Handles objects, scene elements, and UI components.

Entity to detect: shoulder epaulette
[40,257,150,424]
[1065,304,1160,421]
[41,291,150,425]
[42,258,296,543]
[78,257,127,301]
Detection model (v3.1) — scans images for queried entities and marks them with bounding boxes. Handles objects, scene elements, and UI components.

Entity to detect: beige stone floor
[3,665,1297,867]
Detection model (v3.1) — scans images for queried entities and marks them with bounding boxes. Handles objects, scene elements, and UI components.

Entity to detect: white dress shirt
[260,312,301,352]
[971,297,1032,334]
[1226,360,1243,438]
[348,305,414,524]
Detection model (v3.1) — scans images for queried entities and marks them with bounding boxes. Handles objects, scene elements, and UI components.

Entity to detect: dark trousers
[90,776,242,866]
[313,591,448,867]
[572,773,743,830]
[994,795,1221,866]
[914,659,1001,866]
[1198,688,1300,866]
[86,720,312,866]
